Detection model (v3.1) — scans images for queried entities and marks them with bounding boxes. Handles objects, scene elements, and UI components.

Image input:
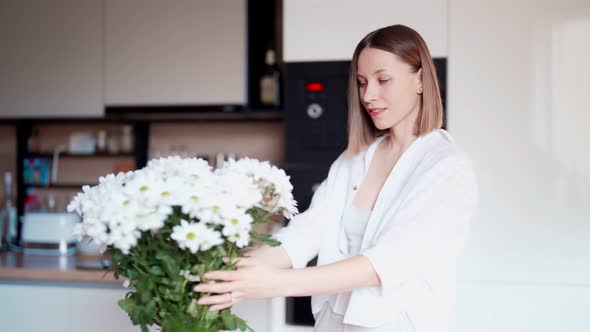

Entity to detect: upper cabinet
[0,0,103,118]
[104,0,246,106]
[283,0,448,62]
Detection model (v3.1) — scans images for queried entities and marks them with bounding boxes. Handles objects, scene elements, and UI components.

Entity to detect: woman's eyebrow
[357,69,387,79]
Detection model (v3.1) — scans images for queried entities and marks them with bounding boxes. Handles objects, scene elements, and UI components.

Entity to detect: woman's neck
[387,103,420,152]
[386,122,419,154]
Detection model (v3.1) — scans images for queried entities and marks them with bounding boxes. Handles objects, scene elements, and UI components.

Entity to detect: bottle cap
[265,49,276,65]
[4,172,11,187]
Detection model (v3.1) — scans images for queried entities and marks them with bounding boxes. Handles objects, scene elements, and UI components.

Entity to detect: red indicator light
[306,82,324,92]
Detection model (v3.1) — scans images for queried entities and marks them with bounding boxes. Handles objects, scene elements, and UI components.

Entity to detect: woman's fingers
[222,256,256,268]
[204,270,239,281]
[199,292,241,312]
[194,280,234,293]
[198,293,232,305]
[210,301,234,312]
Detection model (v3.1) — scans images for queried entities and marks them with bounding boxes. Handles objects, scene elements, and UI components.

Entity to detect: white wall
[448,0,590,331]
[283,0,448,61]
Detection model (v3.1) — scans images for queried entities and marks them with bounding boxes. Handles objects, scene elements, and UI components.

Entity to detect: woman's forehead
[357,48,409,76]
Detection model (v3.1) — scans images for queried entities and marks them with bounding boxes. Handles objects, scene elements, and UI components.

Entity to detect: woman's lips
[368,108,386,118]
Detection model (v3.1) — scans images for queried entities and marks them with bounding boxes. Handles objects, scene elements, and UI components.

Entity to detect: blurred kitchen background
[0,0,589,331]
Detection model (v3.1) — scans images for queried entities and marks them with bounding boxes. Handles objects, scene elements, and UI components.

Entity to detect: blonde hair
[346,25,443,154]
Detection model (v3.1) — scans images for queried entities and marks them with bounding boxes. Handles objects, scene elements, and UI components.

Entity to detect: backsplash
[149,122,285,166]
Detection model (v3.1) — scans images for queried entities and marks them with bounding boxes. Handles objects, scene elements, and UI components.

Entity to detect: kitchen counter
[0,251,120,284]
[0,250,295,332]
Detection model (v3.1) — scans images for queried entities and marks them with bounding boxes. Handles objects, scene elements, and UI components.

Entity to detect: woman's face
[356,47,422,131]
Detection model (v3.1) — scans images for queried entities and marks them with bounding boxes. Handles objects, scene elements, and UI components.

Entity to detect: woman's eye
[358,81,367,87]
[378,79,391,84]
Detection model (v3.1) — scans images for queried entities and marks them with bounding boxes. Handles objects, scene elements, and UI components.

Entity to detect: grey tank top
[343,204,372,256]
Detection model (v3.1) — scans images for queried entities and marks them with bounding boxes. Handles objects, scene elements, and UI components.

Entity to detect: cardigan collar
[358,129,450,248]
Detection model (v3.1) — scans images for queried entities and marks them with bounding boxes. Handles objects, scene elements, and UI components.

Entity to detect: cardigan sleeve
[361,155,478,291]
[273,154,344,269]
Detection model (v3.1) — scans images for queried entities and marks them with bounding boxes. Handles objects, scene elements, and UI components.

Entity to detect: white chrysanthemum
[188,188,248,226]
[160,176,192,205]
[108,221,141,254]
[222,157,298,218]
[146,156,212,183]
[145,155,186,179]
[171,219,223,253]
[199,226,224,251]
[214,171,262,209]
[122,170,166,207]
[180,270,201,282]
[179,157,214,181]
[73,218,109,252]
[222,212,253,237]
[67,192,84,215]
[74,185,101,216]
[69,155,291,256]
[227,228,250,248]
[265,166,298,218]
[98,172,129,190]
[188,194,226,225]
[135,205,173,232]
[179,184,212,218]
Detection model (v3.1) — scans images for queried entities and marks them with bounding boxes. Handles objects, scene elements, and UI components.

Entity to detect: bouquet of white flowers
[68,156,297,332]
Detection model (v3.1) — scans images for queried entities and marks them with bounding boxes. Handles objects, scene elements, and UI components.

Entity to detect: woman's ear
[416,68,423,94]
[417,68,423,85]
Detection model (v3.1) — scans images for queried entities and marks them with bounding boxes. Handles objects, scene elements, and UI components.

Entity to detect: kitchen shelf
[25,183,92,190]
[105,108,284,122]
[25,152,136,158]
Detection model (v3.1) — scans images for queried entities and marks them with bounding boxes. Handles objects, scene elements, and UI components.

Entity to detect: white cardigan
[274,129,478,331]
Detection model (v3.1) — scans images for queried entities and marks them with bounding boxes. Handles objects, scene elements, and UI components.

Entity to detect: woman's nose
[362,83,377,103]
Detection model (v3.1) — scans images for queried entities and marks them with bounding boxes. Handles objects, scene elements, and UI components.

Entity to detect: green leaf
[250,230,282,247]
[216,245,228,257]
[149,266,164,275]
[205,309,219,320]
[221,311,237,330]
[234,315,253,331]
[186,299,199,318]
[161,316,183,332]
[118,298,135,314]
[191,264,205,276]
[156,250,180,278]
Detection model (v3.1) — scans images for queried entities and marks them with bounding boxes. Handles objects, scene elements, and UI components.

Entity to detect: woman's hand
[194,256,289,311]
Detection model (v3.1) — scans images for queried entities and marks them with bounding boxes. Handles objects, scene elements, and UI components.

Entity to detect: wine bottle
[259,47,280,107]
[1,172,17,249]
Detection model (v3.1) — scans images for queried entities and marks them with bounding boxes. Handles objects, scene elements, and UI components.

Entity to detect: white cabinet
[0,283,70,331]
[0,283,134,332]
[0,0,103,118]
[0,282,273,332]
[283,0,448,62]
[104,0,246,106]
[68,287,140,332]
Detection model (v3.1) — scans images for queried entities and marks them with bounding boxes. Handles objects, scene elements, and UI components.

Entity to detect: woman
[194,24,478,332]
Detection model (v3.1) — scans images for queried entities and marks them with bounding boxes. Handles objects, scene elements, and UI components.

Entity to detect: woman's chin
[372,120,391,131]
